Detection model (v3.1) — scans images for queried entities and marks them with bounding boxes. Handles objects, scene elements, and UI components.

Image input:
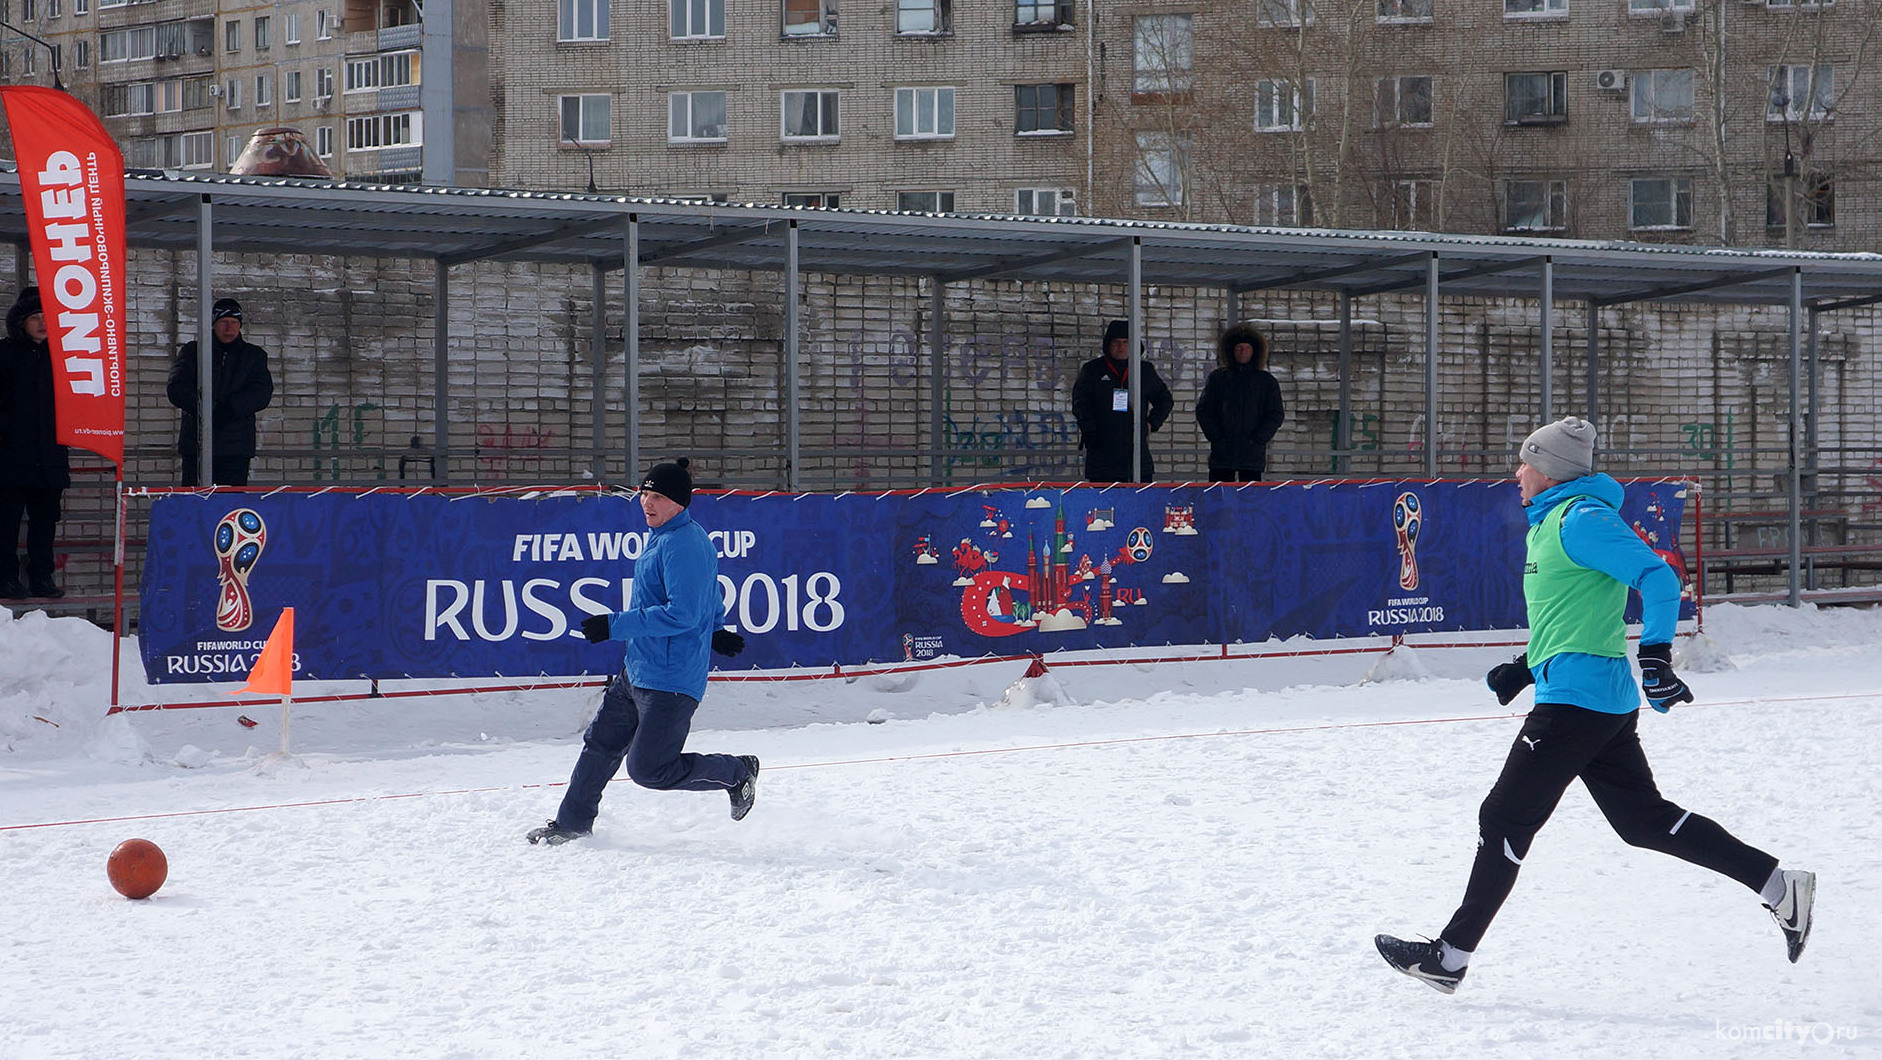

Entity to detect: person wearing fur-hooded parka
[1195,323,1285,481]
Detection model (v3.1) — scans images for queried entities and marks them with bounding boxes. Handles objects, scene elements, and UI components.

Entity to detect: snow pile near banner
[0,608,124,759]
[1358,643,1435,684]
[1701,601,1882,659]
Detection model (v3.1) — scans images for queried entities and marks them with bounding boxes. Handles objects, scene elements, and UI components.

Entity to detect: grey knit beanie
[1520,417,1596,481]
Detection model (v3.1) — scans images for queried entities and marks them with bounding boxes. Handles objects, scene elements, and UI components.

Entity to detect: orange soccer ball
[106,838,168,900]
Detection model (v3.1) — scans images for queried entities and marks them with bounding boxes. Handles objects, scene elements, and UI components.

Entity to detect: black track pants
[1440,703,1779,952]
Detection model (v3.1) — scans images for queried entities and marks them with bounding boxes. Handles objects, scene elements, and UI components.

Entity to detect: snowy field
[1,603,1877,1059]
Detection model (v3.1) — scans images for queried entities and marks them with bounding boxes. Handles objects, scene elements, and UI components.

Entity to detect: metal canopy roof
[5,170,1882,308]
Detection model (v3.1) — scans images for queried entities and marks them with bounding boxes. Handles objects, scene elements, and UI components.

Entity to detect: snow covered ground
[1,603,1877,1059]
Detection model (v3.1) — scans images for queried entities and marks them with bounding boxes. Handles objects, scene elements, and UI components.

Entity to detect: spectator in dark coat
[1071,319,1175,482]
[0,287,72,599]
[1196,323,1286,482]
[166,297,275,486]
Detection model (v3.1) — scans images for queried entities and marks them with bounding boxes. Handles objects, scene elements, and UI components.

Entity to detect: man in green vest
[1375,417,1815,994]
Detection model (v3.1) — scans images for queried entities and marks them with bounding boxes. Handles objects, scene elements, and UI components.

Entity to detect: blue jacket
[1526,474,1682,714]
[603,509,723,701]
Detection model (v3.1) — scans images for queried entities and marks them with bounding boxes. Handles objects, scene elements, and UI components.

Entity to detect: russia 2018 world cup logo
[1392,491,1422,591]
[214,508,267,631]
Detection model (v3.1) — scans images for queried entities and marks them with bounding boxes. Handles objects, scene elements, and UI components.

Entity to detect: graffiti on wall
[1681,410,1737,470]
[477,422,557,477]
[312,401,384,481]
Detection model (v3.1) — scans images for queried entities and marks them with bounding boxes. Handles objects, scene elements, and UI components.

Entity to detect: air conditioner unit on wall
[1595,69,1626,92]
[207,83,222,96]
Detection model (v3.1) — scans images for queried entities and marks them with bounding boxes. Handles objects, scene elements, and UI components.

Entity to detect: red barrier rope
[15,687,1878,834]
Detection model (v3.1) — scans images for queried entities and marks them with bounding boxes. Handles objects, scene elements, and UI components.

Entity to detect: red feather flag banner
[0,85,128,466]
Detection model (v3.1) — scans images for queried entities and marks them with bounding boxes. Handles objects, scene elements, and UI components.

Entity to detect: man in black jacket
[1195,323,1286,482]
[0,287,72,600]
[167,298,275,486]
[1070,319,1175,483]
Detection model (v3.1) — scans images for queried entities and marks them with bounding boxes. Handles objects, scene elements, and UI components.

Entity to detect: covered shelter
[4,170,1882,605]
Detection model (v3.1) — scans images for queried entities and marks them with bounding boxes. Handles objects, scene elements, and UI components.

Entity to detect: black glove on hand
[711,629,746,658]
[1637,642,1693,711]
[1486,653,1534,706]
[580,614,612,644]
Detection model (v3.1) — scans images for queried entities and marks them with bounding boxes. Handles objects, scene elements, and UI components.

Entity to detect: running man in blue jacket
[1377,417,1815,992]
[528,458,757,844]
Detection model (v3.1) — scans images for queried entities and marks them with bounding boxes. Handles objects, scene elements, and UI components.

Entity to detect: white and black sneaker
[525,819,591,845]
[1375,934,1467,994]
[728,756,760,821]
[1764,869,1816,963]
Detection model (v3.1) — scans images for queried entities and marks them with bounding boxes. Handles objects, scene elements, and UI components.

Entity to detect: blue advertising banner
[139,480,1691,684]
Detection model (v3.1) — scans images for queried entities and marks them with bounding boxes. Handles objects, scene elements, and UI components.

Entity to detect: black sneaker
[28,579,63,599]
[1764,869,1816,963]
[0,580,25,600]
[525,819,590,845]
[1375,934,1467,994]
[728,755,760,821]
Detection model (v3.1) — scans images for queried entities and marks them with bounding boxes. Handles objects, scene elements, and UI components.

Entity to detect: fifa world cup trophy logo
[215,508,268,631]
[1392,491,1422,591]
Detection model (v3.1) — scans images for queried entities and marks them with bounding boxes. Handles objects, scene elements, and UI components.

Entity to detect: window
[560,0,609,40]
[1767,175,1834,228]
[1766,0,1831,6]
[896,191,954,212]
[1256,79,1314,131]
[182,75,212,109]
[75,40,88,66]
[668,90,727,140]
[781,90,839,139]
[347,111,421,150]
[1376,75,1432,127]
[1505,0,1566,13]
[285,13,300,43]
[1502,179,1567,230]
[1134,131,1184,206]
[1630,177,1692,229]
[1377,0,1432,20]
[48,0,60,19]
[254,15,269,48]
[1132,14,1192,98]
[285,70,302,102]
[670,0,723,37]
[559,94,611,144]
[1386,178,1434,229]
[1015,188,1076,216]
[896,0,948,33]
[225,78,241,110]
[1629,0,1692,9]
[1631,69,1693,123]
[345,51,418,91]
[1256,0,1312,26]
[1254,184,1312,226]
[225,136,241,166]
[316,10,334,38]
[123,131,214,169]
[21,0,34,18]
[316,67,335,98]
[1015,83,1073,134]
[782,0,834,36]
[782,192,840,207]
[895,86,954,138]
[1769,64,1833,120]
[316,125,334,157]
[22,48,35,75]
[1014,0,1071,27]
[75,0,87,14]
[224,19,239,52]
[255,74,272,106]
[1505,71,1567,123]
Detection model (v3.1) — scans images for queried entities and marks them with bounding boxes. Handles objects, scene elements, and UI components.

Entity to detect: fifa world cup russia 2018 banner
[0,86,128,465]
[137,481,1692,684]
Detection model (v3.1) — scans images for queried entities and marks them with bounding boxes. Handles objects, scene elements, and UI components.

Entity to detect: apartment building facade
[3,0,488,185]
[490,0,1091,214]
[1083,0,1879,247]
[490,0,1876,247]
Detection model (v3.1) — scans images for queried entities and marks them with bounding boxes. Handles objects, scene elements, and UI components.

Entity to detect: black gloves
[711,630,746,658]
[580,614,612,644]
[1486,653,1534,706]
[1637,643,1693,711]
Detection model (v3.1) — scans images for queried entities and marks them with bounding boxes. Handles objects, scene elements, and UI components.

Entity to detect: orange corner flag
[236,608,295,696]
